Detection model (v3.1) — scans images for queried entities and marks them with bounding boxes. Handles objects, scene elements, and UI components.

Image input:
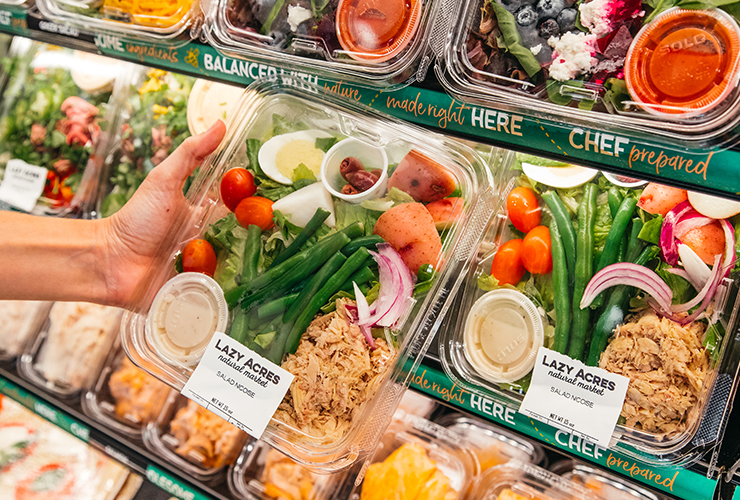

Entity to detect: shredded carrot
[102,0,193,27]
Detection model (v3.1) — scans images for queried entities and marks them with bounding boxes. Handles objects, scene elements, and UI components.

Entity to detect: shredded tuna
[274,299,394,441]
[599,310,709,436]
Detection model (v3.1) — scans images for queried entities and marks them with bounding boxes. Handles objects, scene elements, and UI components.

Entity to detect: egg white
[258,130,334,185]
[522,162,598,189]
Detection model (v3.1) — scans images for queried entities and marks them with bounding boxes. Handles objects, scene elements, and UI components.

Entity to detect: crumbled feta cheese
[548,32,597,82]
[579,0,613,37]
[287,5,312,32]
[531,44,543,55]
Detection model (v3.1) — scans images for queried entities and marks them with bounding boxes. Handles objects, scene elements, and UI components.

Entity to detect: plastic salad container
[204,0,445,89]
[438,413,544,469]
[229,440,347,500]
[550,460,665,500]
[143,391,249,482]
[121,75,495,471]
[0,39,129,217]
[37,0,199,40]
[343,409,478,500]
[436,0,740,147]
[0,301,52,362]
[468,461,601,500]
[439,151,740,465]
[82,338,171,439]
[19,302,124,398]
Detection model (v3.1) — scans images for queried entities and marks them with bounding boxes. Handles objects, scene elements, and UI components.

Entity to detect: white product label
[0,160,47,212]
[519,347,629,446]
[181,331,294,439]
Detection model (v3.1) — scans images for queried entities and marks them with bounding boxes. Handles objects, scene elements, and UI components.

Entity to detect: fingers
[154,119,227,184]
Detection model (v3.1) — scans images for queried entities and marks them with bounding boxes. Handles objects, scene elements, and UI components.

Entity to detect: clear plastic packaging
[439,152,740,465]
[438,413,545,469]
[143,391,248,482]
[121,75,495,471]
[18,302,123,398]
[82,339,171,439]
[37,0,199,40]
[436,0,740,147]
[0,39,130,217]
[468,461,602,500]
[204,0,444,89]
[0,301,52,362]
[550,460,666,500]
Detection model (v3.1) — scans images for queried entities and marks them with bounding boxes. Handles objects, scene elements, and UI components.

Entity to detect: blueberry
[514,5,538,26]
[500,0,522,12]
[539,18,560,38]
[557,8,577,32]
[536,0,565,19]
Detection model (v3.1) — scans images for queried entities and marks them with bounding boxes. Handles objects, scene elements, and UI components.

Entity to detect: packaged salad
[121,75,495,471]
[437,0,740,146]
[0,301,52,362]
[205,0,444,89]
[440,152,740,465]
[0,40,127,216]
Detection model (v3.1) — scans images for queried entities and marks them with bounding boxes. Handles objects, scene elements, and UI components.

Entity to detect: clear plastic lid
[37,0,198,40]
[82,339,171,439]
[204,0,444,89]
[0,39,129,217]
[19,302,123,398]
[436,0,740,146]
[0,301,52,362]
[121,75,496,471]
[469,461,602,500]
[143,390,249,482]
[439,152,740,465]
[550,460,665,500]
[438,413,544,469]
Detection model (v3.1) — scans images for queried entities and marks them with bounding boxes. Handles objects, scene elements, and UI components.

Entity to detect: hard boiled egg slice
[259,130,334,185]
[522,162,599,189]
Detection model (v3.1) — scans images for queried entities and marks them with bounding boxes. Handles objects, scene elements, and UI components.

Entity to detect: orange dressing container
[625,8,740,116]
[335,0,422,62]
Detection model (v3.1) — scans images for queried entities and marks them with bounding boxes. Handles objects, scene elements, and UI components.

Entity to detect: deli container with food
[550,460,666,500]
[143,391,249,482]
[205,0,445,89]
[121,74,495,471]
[439,152,740,465]
[19,302,124,398]
[436,0,740,147]
[37,0,199,40]
[0,39,129,217]
[82,338,171,439]
[229,440,347,500]
[343,409,478,500]
[438,413,545,469]
[0,301,52,362]
[96,68,244,218]
[468,460,601,500]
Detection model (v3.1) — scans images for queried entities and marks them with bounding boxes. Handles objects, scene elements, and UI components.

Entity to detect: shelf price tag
[519,347,629,446]
[0,159,47,212]
[181,331,294,439]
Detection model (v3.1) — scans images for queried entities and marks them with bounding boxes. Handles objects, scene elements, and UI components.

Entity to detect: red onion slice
[661,201,693,266]
[675,214,714,240]
[581,263,674,312]
[671,254,722,313]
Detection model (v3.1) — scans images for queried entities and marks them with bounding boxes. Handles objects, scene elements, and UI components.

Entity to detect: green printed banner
[0,376,90,442]
[408,365,717,498]
[146,465,211,500]
[0,6,30,37]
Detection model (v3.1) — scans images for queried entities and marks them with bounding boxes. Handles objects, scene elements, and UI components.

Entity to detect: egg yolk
[275,140,324,180]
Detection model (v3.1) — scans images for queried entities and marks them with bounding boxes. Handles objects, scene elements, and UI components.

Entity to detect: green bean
[549,219,570,354]
[241,225,262,284]
[567,183,597,361]
[341,235,385,256]
[541,191,576,280]
[284,248,370,355]
[229,308,249,344]
[596,196,637,273]
[339,266,376,292]
[625,218,644,263]
[284,252,348,324]
[608,187,623,219]
[257,293,299,320]
[270,208,330,268]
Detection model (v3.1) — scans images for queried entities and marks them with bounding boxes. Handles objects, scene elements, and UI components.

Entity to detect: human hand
[101,120,226,306]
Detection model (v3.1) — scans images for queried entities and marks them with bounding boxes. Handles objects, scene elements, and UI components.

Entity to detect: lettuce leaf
[335,201,380,236]
[638,215,663,245]
[205,213,250,292]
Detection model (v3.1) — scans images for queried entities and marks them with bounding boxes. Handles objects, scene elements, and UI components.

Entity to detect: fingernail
[206,119,224,134]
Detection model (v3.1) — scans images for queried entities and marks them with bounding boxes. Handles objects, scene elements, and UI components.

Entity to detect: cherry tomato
[43,171,63,205]
[235,196,274,231]
[507,187,541,233]
[491,239,526,286]
[220,168,256,212]
[182,239,217,277]
[521,226,552,275]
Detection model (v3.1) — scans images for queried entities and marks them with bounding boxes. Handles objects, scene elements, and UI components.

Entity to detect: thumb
[156,119,227,184]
